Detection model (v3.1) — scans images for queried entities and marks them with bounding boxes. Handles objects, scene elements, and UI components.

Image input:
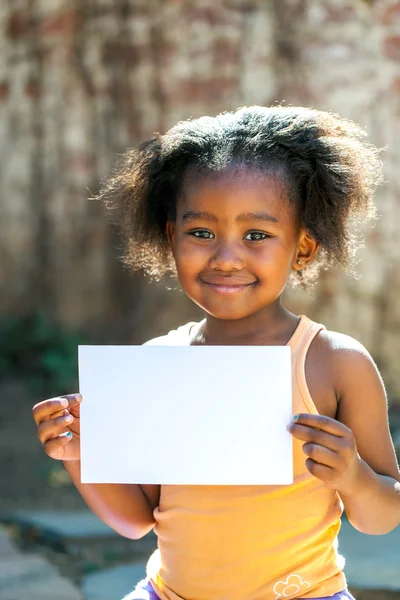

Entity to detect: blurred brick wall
[1,0,399,401]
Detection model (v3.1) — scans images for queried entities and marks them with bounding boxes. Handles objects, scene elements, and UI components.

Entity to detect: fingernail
[293,414,299,420]
[60,398,68,407]
[76,394,82,402]
[66,432,72,438]
[65,414,73,422]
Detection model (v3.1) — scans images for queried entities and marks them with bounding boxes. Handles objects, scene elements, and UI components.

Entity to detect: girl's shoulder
[142,321,197,346]
[305,324,388,441]
[312,326,399,487]
[312,327,375,367]
[309,326,381,400]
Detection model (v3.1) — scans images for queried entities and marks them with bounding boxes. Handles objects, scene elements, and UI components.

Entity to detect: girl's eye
[189,230,215,239]
[244,231,269,241]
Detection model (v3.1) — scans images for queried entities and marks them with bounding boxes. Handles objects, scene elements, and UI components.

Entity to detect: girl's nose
[208,242,245,271]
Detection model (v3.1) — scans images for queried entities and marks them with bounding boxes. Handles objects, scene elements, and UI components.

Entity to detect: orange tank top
[144,315,347,600]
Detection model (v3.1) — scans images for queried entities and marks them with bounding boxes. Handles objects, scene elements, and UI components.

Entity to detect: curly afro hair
[97,105,383,288]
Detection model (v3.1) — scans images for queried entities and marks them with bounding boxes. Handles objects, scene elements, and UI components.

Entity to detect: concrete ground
[0,526,82,600]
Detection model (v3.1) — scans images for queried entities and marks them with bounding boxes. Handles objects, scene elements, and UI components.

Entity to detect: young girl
[33,105,400,600]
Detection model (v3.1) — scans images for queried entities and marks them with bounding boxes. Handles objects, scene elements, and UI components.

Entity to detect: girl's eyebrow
[181,210,279,224]
[237,211,279,224]
[182,210,217,223]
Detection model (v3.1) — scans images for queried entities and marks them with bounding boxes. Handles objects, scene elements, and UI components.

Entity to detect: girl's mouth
[201,281,256,295]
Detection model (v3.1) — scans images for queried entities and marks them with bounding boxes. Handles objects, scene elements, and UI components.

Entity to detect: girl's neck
[191,303,300,346]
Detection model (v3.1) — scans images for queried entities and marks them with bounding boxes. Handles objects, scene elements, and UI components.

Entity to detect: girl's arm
[338,460,400,535]
[333,339,400,534]
[32,395,161,540]
[288,332,400,535]
[64,461,160,539]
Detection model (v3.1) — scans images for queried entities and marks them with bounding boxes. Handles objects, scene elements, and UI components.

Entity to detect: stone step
[1,510,120,545]
[339,518,400,591]
[0,526,82,600]
[0,526,19,559]
[81,562,146,600]
[1,509,156,551]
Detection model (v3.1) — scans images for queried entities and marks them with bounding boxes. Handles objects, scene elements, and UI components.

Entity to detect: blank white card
[78,345,293,485]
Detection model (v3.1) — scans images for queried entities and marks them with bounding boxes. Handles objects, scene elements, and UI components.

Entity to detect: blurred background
[0,1,399,598]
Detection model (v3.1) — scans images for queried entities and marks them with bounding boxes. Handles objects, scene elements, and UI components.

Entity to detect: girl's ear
[293,230,320,271]
[166,221,175,251]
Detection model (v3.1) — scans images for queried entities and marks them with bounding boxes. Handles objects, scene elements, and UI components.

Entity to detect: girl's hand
[287,413,362,494]
[32,393,82,462]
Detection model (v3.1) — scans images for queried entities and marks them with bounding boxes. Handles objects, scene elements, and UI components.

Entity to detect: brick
[322,3,357,22]
[384,35,400,61]
[391,76,400,93]
[24,79,41,99]
[213,39,239,66]
[0,82,9,100]
[381,1,400,25]
[187,7,219,26]
[103,42,148,67]
[158,42,176,69]
[6,12,31,39]
[170,77,236,104]
[40,9,77,37]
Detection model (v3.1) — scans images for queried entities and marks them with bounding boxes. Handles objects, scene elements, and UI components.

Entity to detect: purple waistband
[123,578,356,600]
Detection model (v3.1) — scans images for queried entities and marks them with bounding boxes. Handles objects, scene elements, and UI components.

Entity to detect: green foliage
[0,312,84,394]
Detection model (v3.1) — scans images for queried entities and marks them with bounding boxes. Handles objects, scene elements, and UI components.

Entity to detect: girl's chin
[183,287,266,320]
[194,302,256,321]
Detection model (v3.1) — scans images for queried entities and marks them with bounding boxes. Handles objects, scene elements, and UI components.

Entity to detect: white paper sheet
[78,345,293,485]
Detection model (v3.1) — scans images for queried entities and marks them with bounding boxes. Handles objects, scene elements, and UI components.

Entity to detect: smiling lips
[201,278,256,295]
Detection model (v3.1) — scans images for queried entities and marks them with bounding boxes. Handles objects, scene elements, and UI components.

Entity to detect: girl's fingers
[37,413,74,444]
[287,423,343,452]
[289,414,350,437]
[60,394,82,417]
[302,442,338,468]
[44,432,73,459]
[32,394,81,425]
[41,408,70,423]
[33,397,68,425]
[305,458,334,480]
[61,393,82,409]
[56,408,70,419]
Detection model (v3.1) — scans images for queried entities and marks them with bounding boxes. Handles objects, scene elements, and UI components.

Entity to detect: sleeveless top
[143,315,347,600]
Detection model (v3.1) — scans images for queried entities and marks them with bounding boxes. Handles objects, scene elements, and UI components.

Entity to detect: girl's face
[167,168,317,321]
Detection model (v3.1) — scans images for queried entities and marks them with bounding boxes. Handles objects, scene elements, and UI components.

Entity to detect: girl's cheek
[175,248,205,274]
[179,239,210,259]
[176,235,198,253]
[180,257,206,275]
